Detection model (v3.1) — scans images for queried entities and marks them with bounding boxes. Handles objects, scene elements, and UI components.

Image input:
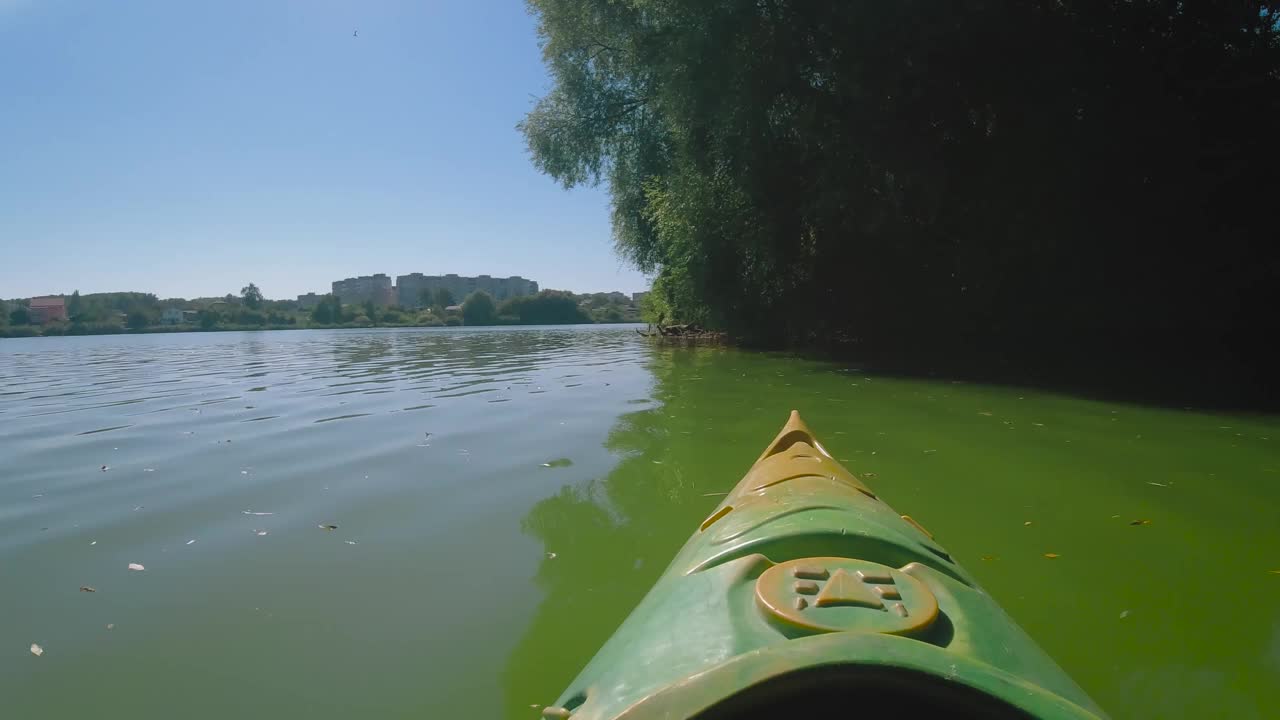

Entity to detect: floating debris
[1024,521,1033,526]
[106,624,114,630]
[100,465,109,471]
[1146,481,1170,488]
[319,524,338,531]
[541,458,574,468]
[345,540,358,545]
[90,541,97,546]
[1120,610,1131,620]
[1043,553,1061,559]
[546,552,558,560]
[80,586,96,593]
[242,510,273,516]
[127,563,145,571]
[32,494,43,499]
[254,530,269,536]
[186,540,196,545]
[978,411,993,417]
[143,468,155,472]
[1129,519,1152,526]
[923,449,937,454]
[981,555,999,561]
[701,492,728,497]
[30,643,43,657]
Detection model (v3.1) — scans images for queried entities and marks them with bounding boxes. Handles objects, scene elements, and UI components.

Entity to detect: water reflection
[505,349,735,717]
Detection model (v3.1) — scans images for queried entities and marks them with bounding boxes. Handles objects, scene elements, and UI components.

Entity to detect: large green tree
[521,0,1280,372]
[241,283,264,310]
[462,290,498,325]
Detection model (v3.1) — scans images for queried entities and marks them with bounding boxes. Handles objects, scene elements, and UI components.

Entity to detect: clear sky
[0,0,647,300]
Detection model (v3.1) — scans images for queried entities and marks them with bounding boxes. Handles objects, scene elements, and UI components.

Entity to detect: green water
[2,328,1276,718]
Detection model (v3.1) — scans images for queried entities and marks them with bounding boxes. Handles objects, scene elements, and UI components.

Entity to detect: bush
[444,316,463,326]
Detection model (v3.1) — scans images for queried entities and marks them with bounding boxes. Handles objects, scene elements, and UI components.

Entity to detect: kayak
[541,411,1106,719]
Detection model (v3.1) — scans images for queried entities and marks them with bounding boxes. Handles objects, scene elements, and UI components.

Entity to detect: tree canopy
[499,290,592,325]
[462,290,498,325]
[241,283,263,310]
[522,0,1280,376]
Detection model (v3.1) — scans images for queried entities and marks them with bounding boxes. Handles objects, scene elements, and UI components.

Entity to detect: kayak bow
[543,411,1106,719]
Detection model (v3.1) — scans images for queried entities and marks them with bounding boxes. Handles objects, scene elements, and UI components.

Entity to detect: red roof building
[29,296,67,324]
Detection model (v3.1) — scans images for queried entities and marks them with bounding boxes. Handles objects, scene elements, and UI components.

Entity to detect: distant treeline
[1,287,641,338]
[522,1,1280,402]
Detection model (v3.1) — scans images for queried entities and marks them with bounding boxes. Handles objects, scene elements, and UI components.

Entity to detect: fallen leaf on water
[981,555,999,561]
[254,530,269,536]
[861,472,877,478]
[242,510,273,516]
[540,458,573,468]
[1146,481,1170,488]
[127,563,145,571]
[1129,519,1152,526]
[978,411,993,416]
[80,586,96,593]
[1043,553,1061,559]
[345,540,358,545]
[319,524,338,530]
[1023,521,1033,526]
[546,552,558,559]
[30,643,43,657]
[923,449,937,454]
[186,539,196,545]
[1120,610,1130,619]
[1111,515,1121,519]
[106,624,114,630]
[1268,570,1280,575]
[90,541,97,546]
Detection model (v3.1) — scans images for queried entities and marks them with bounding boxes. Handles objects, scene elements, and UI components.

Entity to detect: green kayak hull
[542,412,1106,719]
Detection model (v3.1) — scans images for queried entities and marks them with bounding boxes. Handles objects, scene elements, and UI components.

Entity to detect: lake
[2,326,1276,718]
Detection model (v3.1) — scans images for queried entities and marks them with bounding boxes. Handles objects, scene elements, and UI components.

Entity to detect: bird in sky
[353,29,358,38]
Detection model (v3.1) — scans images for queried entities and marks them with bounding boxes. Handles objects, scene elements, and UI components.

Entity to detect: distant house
[160,308,196,325]
[29,296,67,324]
[444,304,463,313]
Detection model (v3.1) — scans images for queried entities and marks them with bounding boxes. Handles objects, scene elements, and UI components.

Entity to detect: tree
[67,290,83,320]
[9,306,30,325]
[462,290,498,325]
[521,0,1280,383]
[310,295,340,325]
[498,290,591,325]
[363,299,378,325]
[199,310,219,330]
[126,311,150,330]
[241,283,263,310]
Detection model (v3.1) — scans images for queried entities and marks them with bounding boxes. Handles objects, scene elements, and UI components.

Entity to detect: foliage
[9,306,29,325]
[126,311,150,330]
[240,283,263,310]
[462,290,498,325]
[444,316,463,326]
[498,290,592,325]
[522,0,1280,364]
[310,295,342,325]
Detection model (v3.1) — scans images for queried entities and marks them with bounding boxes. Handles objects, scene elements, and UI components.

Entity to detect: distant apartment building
[396,273,539,308]
[332,274,394,306]
[296,293,322,310]
[28,296,67,324]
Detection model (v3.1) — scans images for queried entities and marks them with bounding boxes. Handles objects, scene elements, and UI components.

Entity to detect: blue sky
[0,0,647,300]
